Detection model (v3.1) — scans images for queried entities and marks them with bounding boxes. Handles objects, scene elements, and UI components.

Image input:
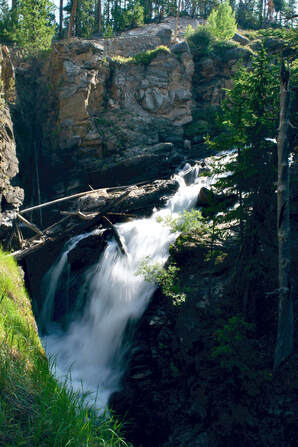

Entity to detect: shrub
[137,258,186,306]
[185,25,213,56]
[134,45,170,65]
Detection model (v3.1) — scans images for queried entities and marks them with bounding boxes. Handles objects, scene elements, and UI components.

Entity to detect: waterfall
[40,231,101,331]
[42,165,212,412]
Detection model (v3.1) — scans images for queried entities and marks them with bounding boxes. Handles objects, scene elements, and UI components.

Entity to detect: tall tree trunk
[175,0,181,39]
[274,59,294,371]
[12,0,17,9]
[97,0,102,33]
[59,0,64,39]
[68,0,78,38]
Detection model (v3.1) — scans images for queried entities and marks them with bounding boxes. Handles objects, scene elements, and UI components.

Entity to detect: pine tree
[207,48,280,318]
[16,0,55,54]
[0,0,17,43]
[207,1,237,41]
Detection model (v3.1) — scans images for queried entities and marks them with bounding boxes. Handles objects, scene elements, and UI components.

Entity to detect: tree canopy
[0,0,297,51]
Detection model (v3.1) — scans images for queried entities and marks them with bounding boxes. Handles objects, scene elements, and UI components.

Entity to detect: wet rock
[183,139,191,150]
[181,165,197,186]
[197,187,214,207]
[67,233,108,270]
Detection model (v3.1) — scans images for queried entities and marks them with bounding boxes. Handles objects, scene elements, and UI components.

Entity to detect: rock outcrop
[33,37,193,200]
[0,45,23,240]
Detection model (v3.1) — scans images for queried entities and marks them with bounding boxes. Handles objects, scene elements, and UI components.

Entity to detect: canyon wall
[0,45,23,239]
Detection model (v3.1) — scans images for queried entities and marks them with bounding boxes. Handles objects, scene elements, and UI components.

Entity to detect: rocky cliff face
[12,20,253,206]
[0,45,23,239]
[33,37,193,200]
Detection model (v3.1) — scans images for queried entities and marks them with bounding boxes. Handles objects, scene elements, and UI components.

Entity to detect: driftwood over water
[7,176,178,260]
[10,190,132,260]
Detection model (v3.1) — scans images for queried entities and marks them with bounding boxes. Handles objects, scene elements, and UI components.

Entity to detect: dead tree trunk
[97,0,102,33]
[59,0,64,39]
[68,0,78,39]
[175,0,181,40]
[274,59,294,371]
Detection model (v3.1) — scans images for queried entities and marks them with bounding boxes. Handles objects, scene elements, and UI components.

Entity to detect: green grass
[133,45,170,65]
[0,248,129,447]
[112,45,170,66]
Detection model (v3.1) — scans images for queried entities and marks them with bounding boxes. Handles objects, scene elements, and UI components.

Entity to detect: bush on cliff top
[0,248,127,447]
[134,45,170,65]
[112,45,170,66]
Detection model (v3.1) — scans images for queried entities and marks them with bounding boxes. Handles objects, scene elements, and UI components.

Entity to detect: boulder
[171,40,190,55]
[197,187,214,207]
[233,32,250,46]
[67,233,108,270]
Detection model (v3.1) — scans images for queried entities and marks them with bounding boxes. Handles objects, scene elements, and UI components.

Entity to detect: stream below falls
[40,164,213,412]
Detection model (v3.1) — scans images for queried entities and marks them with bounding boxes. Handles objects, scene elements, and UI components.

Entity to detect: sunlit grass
[0,248,129,447]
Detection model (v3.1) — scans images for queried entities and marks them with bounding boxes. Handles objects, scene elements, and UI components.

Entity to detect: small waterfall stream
[41,165,213,411]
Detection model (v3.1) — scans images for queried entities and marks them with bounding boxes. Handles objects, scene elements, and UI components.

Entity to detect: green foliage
[184,106,218,138]
[137,258,186,306]
[120,1,144,30]
[104,23,114,38]
[112,46,170,66]
[211,315,271,394]
[76,0,96,37]
[15,0,55,55]
[134,45,170,65]
[163,209,209,245]
[0,248,127,447]
[112,55,134,64]
[211,39,241,58]
[206,48,280,231]
[185,25,213,56]
[207,1,237,41]
[0,0,18,44]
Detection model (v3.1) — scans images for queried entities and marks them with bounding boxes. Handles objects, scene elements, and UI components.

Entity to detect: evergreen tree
[207,1,237,41]
[0,0,17,43]
[76,0,95,37]
[16,0,55,54]
[207,48,280,317]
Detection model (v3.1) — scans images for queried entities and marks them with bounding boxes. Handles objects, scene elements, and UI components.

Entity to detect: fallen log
[14,222,24,249]
[10,189,132,261]
[18,176,167,217]
[102,216,127,256]
[17,213,44,236]
[43,215,72,235]
[19,187,108,215]
[11,238,48,261]
[60,210,137,220]
[60,210,98,220]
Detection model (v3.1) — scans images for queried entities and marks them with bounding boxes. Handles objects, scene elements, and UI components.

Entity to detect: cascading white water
[40,233,96,329]
[42,165,213,412]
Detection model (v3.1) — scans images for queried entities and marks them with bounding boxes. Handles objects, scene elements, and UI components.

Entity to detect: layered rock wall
[0,45,23,239]
[37,39,193,198]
